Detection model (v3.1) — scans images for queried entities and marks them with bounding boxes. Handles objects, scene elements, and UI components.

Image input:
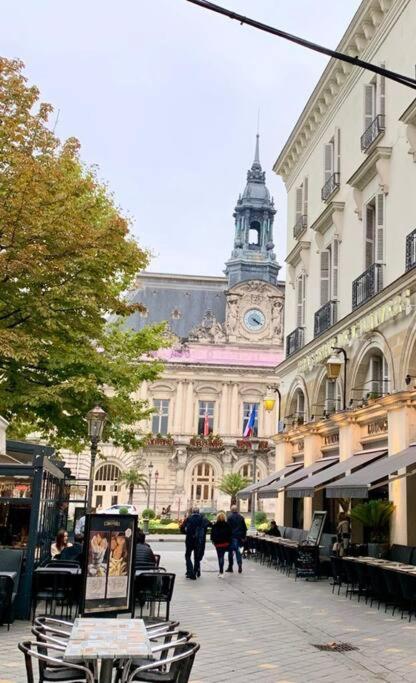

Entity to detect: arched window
[249,221,261,247]
[354,349,389,402]
[287,388,306,425]
[239,463,260,481]
[94,464,122,508]
[191,463,215,504]
[95,464,121,482]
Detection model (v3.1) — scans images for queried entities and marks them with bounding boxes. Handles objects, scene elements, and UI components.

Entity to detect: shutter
[296,276,303,327]
[332,240,339,300]
[301,274,306,328]
[320,250,330,305]
[370,356,382,394]
[364,83,375,131]
[376,193,384,262]
[334,127,341,175]
[303,177,308,224]
[324,143,333,184]
[365,204,375,268]
[325,380,336,412]
[377,65,386,117]
[382,356,389,395]
[295,187,303,222]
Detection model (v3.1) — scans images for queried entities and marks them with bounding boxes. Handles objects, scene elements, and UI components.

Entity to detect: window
[296,273,306,327]
[111,495,118,506]
[363,73,385,131]
[325,380,341,413]
[369,354,388,396]
[249,221,261,246]
[323,129,341,186]
[96,495,103,508]
[95,465,121,482]
[320,241,339,305]
[365,195,384,268]
[294,177,308,235]
[239,463,260,481]
[197,401,214,435]
[242,402,259,437]
[152,399,170,435]
[191,463,215,503]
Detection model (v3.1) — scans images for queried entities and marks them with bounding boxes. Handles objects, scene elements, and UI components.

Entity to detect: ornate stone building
[64,136,284,514]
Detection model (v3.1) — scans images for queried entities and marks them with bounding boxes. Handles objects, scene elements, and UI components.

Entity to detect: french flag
[243,404,256,438]
[203,412,210,437]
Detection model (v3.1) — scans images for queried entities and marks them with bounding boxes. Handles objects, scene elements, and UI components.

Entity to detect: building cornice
[347,145,392,192]
[273,0,408,185]
[285,240,311,268]
[310,201,345,238]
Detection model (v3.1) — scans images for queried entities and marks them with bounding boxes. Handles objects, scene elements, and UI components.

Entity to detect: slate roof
[126,272,227,339]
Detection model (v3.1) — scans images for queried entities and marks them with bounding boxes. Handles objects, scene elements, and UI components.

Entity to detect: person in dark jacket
[267,520,281,537]
[210,512,232,577]
[135,530,156,568]
[181,507,206,580]
[226,505,247,573]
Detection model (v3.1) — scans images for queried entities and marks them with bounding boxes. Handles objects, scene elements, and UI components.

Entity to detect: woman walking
[210,511,232,578]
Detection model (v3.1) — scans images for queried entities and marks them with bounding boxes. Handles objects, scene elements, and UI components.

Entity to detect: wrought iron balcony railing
[314,300,337,337]
[286,326,305,358]
[406,228,416,271]
[321,172,340,202]
[293,215,307,239]
[360,114,385,152]
[352,263,383,310]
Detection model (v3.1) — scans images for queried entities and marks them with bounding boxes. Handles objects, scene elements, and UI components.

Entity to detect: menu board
[306,511,327,546]
[296,545,320,579]
[81,513,136,615]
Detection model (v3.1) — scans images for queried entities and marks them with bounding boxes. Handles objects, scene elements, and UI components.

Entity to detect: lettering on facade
[297,289,411,374]
[323,432,339,446]
[367,418,388,435]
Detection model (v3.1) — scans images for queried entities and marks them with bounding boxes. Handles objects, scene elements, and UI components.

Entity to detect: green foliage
[350,500,395,543]
[118,507,129,515]
[257,522,269,531]
[255,511,267,525]
[217,473,250,505]
[0,58,170,451]
[118,469,148,505]
[142,508,155,520]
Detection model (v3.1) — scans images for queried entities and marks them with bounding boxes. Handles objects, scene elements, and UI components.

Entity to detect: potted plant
[350,499,395,557]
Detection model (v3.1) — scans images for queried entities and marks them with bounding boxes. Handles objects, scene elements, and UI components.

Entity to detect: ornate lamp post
[263,384,282,433]
[143,462,153,533]
[153,469,159,513]
[327,347,348,410]
[248,438,260,533]
[86,405,107,513]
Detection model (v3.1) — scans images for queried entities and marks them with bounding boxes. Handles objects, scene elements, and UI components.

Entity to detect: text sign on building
[323,432,339,446]
[367,418,388,436]
[298,289,411,374]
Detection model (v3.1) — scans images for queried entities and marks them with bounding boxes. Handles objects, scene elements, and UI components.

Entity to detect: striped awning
[238,463,301,500]
[258,457,338,499]
[326,445,416,498]
[286,448,387,498]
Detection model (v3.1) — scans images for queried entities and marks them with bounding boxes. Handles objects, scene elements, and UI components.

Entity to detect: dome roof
[238,134,272,206]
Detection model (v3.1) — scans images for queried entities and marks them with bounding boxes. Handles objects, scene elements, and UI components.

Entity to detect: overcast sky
[1,0,361,277]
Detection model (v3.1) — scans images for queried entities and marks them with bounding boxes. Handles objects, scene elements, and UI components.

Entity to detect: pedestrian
[210,511,232,578]
[267,520,281,537]
[336,511,350,557]
[181,507,205,580]
[226,504,247,573]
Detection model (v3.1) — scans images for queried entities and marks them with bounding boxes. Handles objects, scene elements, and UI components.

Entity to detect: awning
[286,448,387,498]
[326,444,416,498]
[258,456,338,499]
[238,463,301,500]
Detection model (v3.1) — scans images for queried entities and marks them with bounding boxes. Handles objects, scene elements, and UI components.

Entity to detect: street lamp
[146,462,154,511]
[248,438,260,533]
[263,384,282,433]
[327,347,348,411]
[153,469,159,513]
[86,405,107,513]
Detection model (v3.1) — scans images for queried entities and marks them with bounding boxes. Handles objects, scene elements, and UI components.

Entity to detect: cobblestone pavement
[3,542,416,682]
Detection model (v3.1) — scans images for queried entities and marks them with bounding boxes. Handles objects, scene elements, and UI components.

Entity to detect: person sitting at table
[135,530,156,569]
[51,529,72,558]
[267,520,281,537]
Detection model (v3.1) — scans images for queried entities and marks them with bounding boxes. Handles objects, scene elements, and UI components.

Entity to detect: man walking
[181,507,206,580]
[226,504,247,573]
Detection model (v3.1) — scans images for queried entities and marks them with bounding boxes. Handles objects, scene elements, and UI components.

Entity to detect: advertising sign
[81,513,136,615]
[306,511,327,546]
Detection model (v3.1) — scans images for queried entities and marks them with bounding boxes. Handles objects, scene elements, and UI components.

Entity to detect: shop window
[152,399,170,435]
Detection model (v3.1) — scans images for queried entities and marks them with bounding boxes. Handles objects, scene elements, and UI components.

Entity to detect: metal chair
[45,561,81,569]
[126,642,200,683]
[397,572,416,622]
[18,640,94,683]
[133,572,175,620]
[32,570,79,622]
[0,575,14,630]
[115,630,192,683]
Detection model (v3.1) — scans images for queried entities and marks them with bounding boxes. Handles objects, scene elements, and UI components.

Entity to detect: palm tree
[350,500,395,543]
[218,473,250,507]
[118,469,148,505]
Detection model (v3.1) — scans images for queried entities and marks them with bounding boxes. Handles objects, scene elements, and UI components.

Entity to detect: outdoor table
[34,566,81,575]
[345,556,416,575]
[64,617,151,683]
[0,570,17,581]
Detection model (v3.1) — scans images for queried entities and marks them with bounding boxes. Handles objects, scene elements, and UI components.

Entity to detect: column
[275,439,293,526]
[173,381,184,434]
[338,419,361,462]
[184,381,194,435]
[303,433,322,530]
[230,383,240,437]
[388,405,415,545]
[219,382,229,435]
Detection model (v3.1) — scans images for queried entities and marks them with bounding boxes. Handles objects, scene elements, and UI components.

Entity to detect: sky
[1,0,361,277]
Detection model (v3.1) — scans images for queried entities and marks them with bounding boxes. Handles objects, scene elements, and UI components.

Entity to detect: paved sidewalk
[3,543,416,682]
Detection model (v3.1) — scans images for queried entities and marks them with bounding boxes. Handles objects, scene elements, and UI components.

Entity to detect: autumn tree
[0,58,168,451]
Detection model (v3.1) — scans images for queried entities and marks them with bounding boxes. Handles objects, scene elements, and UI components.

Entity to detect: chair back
[18,640,94,683]
[127,642,199,683]
[45,561,80,568]
[133,572,175,620]
[389,544,413,564]
[0,548,23,593]
[0,575,13,626]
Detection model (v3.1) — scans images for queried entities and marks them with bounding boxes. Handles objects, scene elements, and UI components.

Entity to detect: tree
[0,58,169,451]
[118,469,149,505]
[218,473,250,507]
[350,500,395,543]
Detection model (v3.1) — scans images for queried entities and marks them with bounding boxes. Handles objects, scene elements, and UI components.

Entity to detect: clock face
[244,308,266,332]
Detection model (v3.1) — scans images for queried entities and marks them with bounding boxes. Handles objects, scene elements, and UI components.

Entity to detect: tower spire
[254,133,260,165]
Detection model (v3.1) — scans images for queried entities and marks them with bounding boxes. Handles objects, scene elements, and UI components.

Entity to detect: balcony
[406,228,416,271]
[293,215,307,239]
[352,263,383,310]
[321,172,340,202]
[286,327,305,357]
[360,114,385,152]
[314,300,337,337]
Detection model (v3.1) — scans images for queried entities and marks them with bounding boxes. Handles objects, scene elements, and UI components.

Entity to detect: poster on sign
[81,513,136,615]
[306,511,327,546]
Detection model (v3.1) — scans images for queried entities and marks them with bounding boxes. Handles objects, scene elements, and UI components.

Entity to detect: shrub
[142,508,156,520]
[257,522,269,531]
[118,506,129,515]
[255,511,267,525]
